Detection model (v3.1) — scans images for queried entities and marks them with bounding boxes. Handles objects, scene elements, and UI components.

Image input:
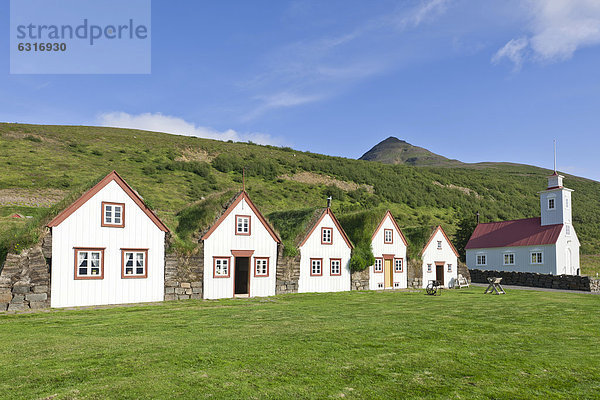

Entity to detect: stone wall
[164,242,204,300]
[407,260,423,289]
[351,268,369,291]
[276,252,300,294]
[470,269,600,292]
[458,261,470,282]
[0,244,51,311]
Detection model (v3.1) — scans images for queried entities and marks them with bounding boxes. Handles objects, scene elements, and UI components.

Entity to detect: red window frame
[121,248,149,279]
[101,201,125,228]
[74,247,105,280]
[330,258,342,276]
[394,258,403,273]
[374,258,383,273]
[384,229,393,244]
[213,256,231,278]
[310,258,323,276]
[321,227,333,245]
[254,257,269,277]
[235,215,251,236]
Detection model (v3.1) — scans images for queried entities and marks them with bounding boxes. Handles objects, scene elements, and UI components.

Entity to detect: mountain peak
[359,137,462,167]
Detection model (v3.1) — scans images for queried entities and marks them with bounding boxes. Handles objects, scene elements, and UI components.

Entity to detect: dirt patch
[432,181,480,198]
[175,147,214,163]
[280,172,373,193]
[0,189,66,207]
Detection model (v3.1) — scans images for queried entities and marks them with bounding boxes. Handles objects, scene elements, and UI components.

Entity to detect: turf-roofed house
[47,171,169,308]
[466,173,580,275]
[420,225,459,288]
[297,199,354,293]
[201,191,281,299]
[370,210,408,290]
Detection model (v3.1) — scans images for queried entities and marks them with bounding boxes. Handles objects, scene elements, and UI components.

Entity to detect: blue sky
[2,0,600,181]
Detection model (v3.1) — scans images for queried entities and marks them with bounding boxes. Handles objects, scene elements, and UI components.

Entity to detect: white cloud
[97,112,284,146]
[492,37,529,71]
[243,0,454,119]
[494,0,600,68]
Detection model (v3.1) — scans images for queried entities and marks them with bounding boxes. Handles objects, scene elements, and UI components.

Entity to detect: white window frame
[254,258,269,277]
[384,229,393,244]
[321,227,333,244]
[330,259,341,276]
[394,258,403,273]
[122,250,148,278]
[503,253,515,266]
[548,198,555,210]
[530,251,544,265]
[447,264,452,273]
[102,202,124,227]
[437,241,442,250]
[427,264,432,273]
[214,257,230,278]
[374,258,383,273]
[310,259,322,276]
[75,248,104,279]
[565,224,571,236]
[235,215,250,235]
[476,254,487,266]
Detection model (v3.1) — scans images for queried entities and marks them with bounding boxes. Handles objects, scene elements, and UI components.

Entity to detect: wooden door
[384,259,393,288]
[435,262,444,285]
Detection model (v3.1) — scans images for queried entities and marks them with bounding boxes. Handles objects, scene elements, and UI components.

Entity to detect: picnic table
[484,277,506,295]
[426,280,442,296]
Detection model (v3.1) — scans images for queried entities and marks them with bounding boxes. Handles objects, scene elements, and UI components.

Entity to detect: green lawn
[1,288,599,399]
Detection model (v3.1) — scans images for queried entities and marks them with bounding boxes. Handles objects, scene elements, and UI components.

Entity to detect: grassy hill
[1,123,599,272]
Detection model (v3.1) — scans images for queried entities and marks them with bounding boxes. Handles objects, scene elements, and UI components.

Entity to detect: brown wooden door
[435,262,444,285]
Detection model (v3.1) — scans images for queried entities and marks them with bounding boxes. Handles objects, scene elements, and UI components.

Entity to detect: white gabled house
[420,226,459,288]
[201,191,281,299]
[369,210,408,290]
[47,171,169,308]
[466,173,580,275]
[297,207,354,293]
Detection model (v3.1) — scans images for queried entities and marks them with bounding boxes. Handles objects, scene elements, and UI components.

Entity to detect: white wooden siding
[369,215,407,289]
[298,213,352,293]
[467,225,581,275]
[203,198,278,299]
[421,229,458,288]
[51,180,165,308]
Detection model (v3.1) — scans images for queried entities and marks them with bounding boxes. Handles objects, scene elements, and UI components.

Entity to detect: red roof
[47,171,169,233]
[298,208,354,249]
[465,217,562,250]
[201,191,281,243]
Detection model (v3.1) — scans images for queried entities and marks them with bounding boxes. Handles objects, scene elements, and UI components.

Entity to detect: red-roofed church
[466,172,580,275]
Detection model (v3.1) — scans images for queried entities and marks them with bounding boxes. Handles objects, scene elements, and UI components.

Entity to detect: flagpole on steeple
[553,139,557,174]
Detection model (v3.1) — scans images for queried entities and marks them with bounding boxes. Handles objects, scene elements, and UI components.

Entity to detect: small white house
[369,210,408,290]
[466,173,580,275]
[201,191,281,299]
[47,171,169,308]
[420,226,459,288]
[297,208,353,293]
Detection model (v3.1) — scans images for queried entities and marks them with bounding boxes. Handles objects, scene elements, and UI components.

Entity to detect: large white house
[297,207,353,293]
[466,173,580,275]
[47,171,169,308]
[201,191,281,299]
[369,210,408,290]
[420,226,459,288]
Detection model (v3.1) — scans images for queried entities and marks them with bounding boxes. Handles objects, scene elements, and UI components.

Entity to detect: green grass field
[1,288,599,399]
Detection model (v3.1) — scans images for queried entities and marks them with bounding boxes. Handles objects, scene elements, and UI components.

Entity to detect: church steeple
[539,142,572,226]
